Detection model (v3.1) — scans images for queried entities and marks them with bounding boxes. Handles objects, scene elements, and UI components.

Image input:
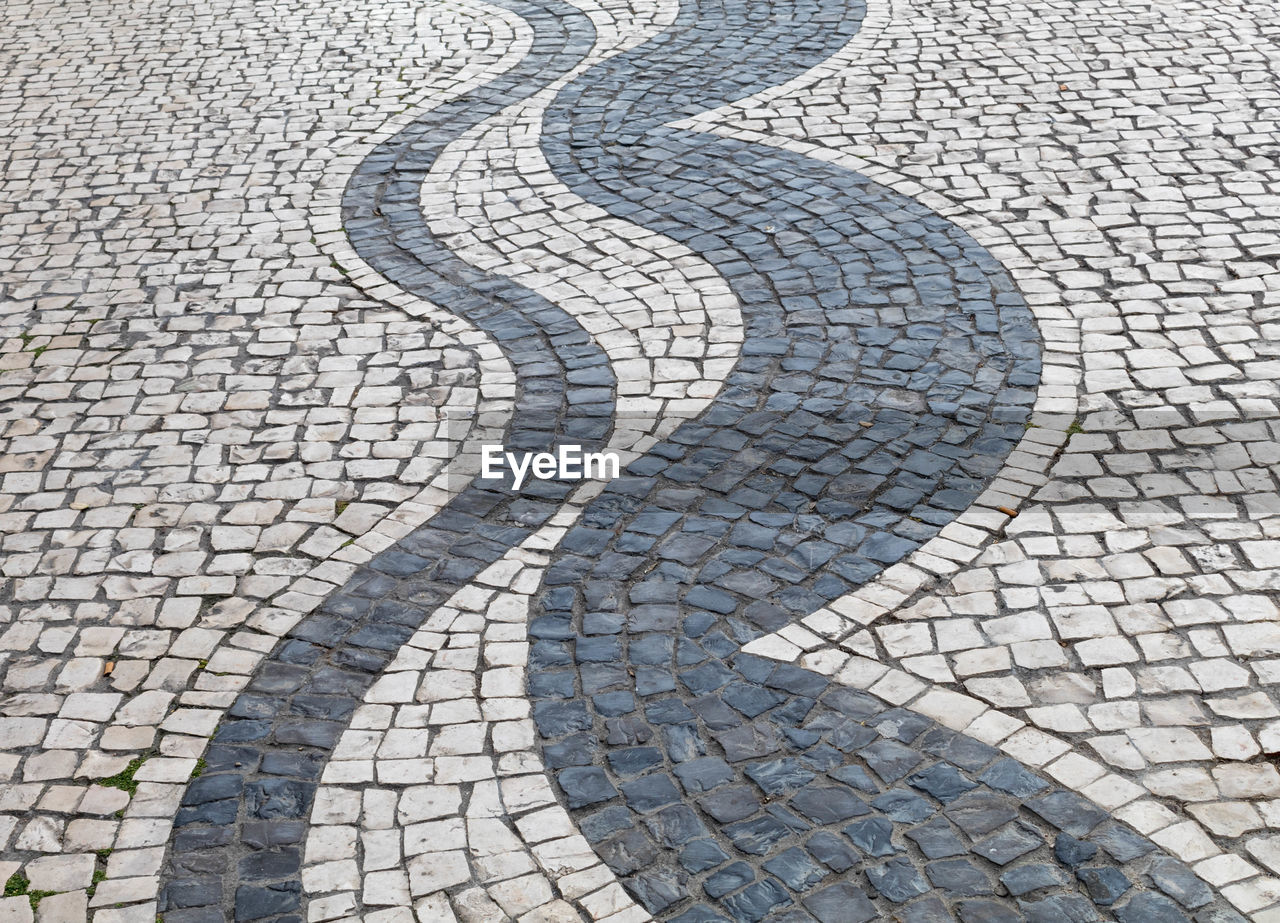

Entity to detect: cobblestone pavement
[2,0,1280,918]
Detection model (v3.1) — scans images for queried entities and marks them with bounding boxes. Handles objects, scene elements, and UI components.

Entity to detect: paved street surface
[2,0,1280,919]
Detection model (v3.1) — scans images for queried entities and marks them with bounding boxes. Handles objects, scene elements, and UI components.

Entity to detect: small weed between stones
[98,755,147,795]
[4,873,54,911]
[87,866,107,899]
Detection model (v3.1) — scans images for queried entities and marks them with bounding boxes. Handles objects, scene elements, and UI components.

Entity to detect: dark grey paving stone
[233,881,301,921]
[719,877,791,921]
[705,862,755,899]
[1020,892,1104,922]
[724,815,793,856]
[1000,863,1071,897]
[1055,832,1099,867]
[675,756,736,793]
[670,907,730,923]
[599,828,659,875]
[1114,892,1193,923]
[762,847,826,892]
[1092,823,1157,863]
[1027,790,1109,837]
[908,763,978,803]
[905,817,967,859]
[860,738,926,783]
[866,856,930,902]
[802,882,878,923]
[694,781,759,820]
[629,869,686,914]
[944,791,1019,838]
[980,758,1050,797]
[843,816,897,857]
[1077,866,1132,906]
[1148,856,1215,909]
[925,857,993,897]
[646,805,710,848]
[622,774,683,813]
[788,785,869,824]
[803,830,857,873]
[745,758,815,796]
[872,788,935,823]
[680,838,732,874]
[972,821,1041,865]
[957,899,1023,923]
[558,766,619,808]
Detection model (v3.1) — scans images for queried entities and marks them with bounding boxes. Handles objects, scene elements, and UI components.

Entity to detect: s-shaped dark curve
[157,3,605,920]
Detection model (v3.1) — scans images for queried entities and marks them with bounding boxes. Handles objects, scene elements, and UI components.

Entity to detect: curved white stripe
[419,0,743,459]
[301,0,707,916]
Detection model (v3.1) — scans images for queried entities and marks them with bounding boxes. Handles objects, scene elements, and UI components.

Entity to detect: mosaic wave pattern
[155,0,1243,920]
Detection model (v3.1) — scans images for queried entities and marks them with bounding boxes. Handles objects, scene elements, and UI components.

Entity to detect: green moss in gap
[97,756,146,795]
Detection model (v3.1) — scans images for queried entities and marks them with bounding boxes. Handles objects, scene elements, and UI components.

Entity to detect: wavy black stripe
[157,4,607,921]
